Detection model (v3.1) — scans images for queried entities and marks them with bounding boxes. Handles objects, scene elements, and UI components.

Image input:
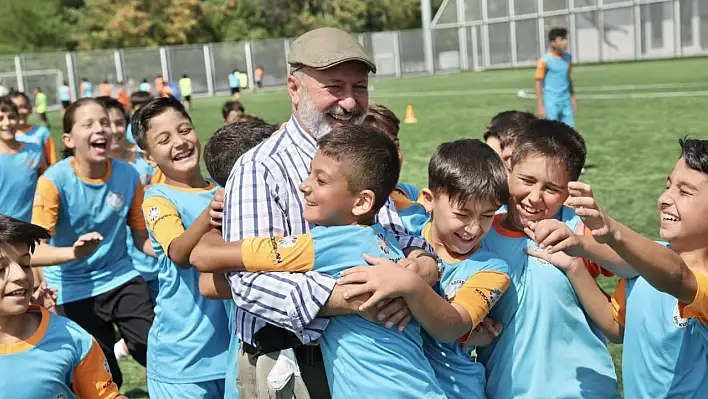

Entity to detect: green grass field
[40,56,708,397]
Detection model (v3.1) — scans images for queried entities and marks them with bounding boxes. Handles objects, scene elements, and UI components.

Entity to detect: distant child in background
[482,110,537,169]
[80,78,93,98]
[180,74,193,111]
[125,90,154,146]
[536,27,576,127]
[30,98,156,388]
[0,215,126,399]
[117,82,130,110]
[229,70,240,100]
[238,71,248,92]
[32,87,49,129]
[131,96,230,398]
[221,100,245,124]
[59,81,71,112]
[99,80,112,97]
[254,66,263,89]
[0,96,46,222]
[11,91,57,166]
[154,75,165,96]
[140,78,152,93]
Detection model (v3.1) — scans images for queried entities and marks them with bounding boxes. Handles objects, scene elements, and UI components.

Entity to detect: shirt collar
[285,115,318,159]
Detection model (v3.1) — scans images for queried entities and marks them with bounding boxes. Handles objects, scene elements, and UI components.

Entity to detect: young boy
[189,125,447,399]
[11,91,56,166]
[536,27,577,127]
[116,82,130,110]
[131,96,230,398]
[341,139,511,399]
[80,78,93,98]
[527,138,708,398]
[475,119,629,399]
[124,90,153,146]
[0,96,45,222]
[221,100,245,124]
[0,215,125,399]
[59,81,71,111]
[482,110,537,169]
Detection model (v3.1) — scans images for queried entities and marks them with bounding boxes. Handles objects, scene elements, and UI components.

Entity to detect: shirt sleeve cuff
[283,272,336,334]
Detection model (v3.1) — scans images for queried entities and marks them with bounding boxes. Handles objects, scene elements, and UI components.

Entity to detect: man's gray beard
[297,90,366,140]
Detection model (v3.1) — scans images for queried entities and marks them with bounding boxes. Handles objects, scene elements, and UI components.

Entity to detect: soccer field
[41,56,708,397]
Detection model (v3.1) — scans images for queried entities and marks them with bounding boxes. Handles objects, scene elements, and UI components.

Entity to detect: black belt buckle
[242,324,303,357]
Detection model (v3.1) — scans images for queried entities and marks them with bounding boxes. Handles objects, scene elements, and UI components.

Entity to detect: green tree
[0,0,77,53]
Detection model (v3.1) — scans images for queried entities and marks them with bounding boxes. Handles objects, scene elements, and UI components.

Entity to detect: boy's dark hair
[96,96,128,123]
[0,214,50,254]
[510,119,586,181]
[131,95,192,150]
[62,98,109,159]
[0,96,19,116]
[679,138,708,175]
[205,121,278,186]
[222,101,245,120]
[317,125,400,214]
[364,103,400,147]
[483,110,537,149]
[130,91,153,111]
[548,27,568,42]
[429,139,509,208]
[9,91,30,105]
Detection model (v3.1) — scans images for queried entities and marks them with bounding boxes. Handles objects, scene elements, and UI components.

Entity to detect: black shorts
[184,95,191,102]
[231,87,241,95]
[61,276,155,388]
[255,80,262,88]
[61,100,70,109]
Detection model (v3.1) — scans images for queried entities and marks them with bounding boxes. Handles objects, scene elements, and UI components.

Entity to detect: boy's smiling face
[142,109,201,180]
[0,242,33,316]
[507,154,571,230]
[0,110,18,143]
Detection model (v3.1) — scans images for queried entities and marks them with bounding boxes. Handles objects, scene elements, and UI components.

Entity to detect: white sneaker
[114,339,129,361]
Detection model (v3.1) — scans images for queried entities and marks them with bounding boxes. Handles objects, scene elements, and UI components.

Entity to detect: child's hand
[209,188,225,227]
[462,317,503,348]
[567,182,611,243]
[538,105,547,119]
[31,282,58,313]
[73,232,103,260]
[524,219,583,257]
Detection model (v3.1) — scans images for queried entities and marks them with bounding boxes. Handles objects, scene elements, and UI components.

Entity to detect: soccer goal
[0,69,64,110]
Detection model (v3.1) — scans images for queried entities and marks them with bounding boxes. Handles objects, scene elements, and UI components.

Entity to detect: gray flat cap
[288,27,377,74]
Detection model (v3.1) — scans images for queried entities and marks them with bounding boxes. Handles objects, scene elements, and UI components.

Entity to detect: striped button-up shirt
[223,115,428,346]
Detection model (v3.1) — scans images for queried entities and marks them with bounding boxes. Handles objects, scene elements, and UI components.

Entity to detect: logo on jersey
[34,192,41,205]
[489,287,502,307]
[529,242,552,266]
[106,192,125,211]
[376,234,390,255]
[673,303,689,329]
[55,394,67,399]
[444,279,466,300]
[26,155,40,170]
[278,236,298,248]
[147,206,160,224]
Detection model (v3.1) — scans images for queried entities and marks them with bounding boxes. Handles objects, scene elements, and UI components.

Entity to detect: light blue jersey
[126,150,159,286]
[537,52,574,127]
[33,158,143,304]
[16,124,51,147]
[395,182,420,202]
[125,123,136,145]
[0,142,44,221]
[59,85,71,102]
[478,208,620,399]
[81,82,93,98]
[241,224,446,398]
[617,243,708,398]
[143,181,230,388]
[140,82,151,92]
[224,300,240,399]
[229,73,240,88]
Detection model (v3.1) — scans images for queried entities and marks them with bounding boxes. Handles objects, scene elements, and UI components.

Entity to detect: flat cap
[288,27,377,74]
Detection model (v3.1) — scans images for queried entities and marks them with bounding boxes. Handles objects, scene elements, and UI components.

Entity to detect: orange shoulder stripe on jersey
[390,190,416,211]
[241,234,315,273]
[452,270,510,339]
[579,225,614,278]
[142,196,184,253]
[535,58,547,80]
[151,168,166,185]
[611,278,627,328]
[679,270,708,324]
[72,337,121,399]
[44,136,57,166]
[31,176,61,236]
[127,183,146,230]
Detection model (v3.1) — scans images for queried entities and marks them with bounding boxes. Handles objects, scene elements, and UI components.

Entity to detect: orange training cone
[403,104,417,124]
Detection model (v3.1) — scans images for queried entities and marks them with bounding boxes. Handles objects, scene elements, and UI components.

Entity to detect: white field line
[516,89,708,100]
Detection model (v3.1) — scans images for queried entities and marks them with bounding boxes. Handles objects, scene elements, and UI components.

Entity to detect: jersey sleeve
[127,183,146,230]
[31,176,60,236]
[611,278,627,328]
[535,58,547,80]
[44,136,57,166]
[679,270,708,323]
[451,270,510,334]
[142,196,184,253]
[241,234,316,273]
[580,225,614,278]
[71,337,121,399]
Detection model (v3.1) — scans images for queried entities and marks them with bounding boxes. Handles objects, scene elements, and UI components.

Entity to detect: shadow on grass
[123,388,149,399]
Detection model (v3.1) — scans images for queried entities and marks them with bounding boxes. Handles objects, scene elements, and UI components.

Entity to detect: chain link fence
[1,0,705,109]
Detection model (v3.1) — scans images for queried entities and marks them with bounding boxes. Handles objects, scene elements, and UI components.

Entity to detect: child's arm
[535,58,547,118]
[72,337,124,399]
[142,191,220,268]
[190,229,247,273]
[199,272,232,299]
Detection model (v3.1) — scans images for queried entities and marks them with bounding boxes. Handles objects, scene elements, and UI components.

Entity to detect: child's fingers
[546,237,575,254]
[341,281,375,300]
[362,253,389,267]
[539,229,566,249]
[523,227,536,241]
[358,292,386,312]
[524,248,554,264]
[339,267,371,278]
[568,181,593,195]
[378,298,409,324]
[566,196,597,209]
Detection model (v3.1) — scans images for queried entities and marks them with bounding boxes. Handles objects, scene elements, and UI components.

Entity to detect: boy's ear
[420,188,435,214]
[61,133,74,151]
[352,189,376,217]
[140,149,158,169]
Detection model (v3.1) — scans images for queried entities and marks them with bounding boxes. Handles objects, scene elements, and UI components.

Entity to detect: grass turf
[39,56,708,397]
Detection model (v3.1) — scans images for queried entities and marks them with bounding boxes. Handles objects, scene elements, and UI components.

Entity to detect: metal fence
[0,0,704,108]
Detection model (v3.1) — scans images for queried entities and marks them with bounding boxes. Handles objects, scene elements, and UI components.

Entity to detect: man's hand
[462,317,503,348]
[209,188,225,228]
[72,232,103,260]
[567,181,611,243]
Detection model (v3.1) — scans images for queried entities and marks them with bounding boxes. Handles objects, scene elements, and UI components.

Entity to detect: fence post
[65,52,77,101]
[244,41,255,91]
[633,3,642,60]
[508,0,517,67]
[421,0,435,74]
[673,0,682,57]
[569,0,578,60]
[203,44,214,96]
[14,55,24,93]
[159,47,170,82]
[393,31,402,78]
[458,0,469,70]
[114,50,124,83]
